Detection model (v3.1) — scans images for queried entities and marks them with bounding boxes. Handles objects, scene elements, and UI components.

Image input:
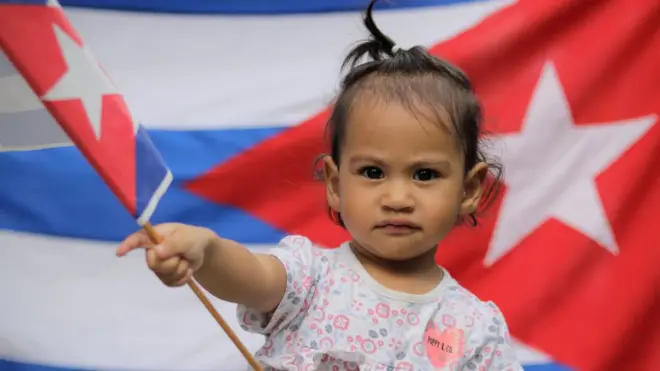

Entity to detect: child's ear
[322,156,340,212]
[459,162,489,216]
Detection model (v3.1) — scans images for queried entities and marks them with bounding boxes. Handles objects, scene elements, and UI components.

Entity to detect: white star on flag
[41,24,119,139]
[484,62,656,266]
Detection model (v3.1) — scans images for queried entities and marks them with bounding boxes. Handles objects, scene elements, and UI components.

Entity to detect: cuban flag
[1,0,658,371]
[0,0,172,226]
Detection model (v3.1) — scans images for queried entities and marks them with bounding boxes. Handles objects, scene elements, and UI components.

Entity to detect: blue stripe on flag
[58,0,489,14]
[134,124,170,222]
[0,127,288,244]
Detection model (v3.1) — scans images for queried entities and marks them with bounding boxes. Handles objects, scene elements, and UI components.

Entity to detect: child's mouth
[375,220,421,234]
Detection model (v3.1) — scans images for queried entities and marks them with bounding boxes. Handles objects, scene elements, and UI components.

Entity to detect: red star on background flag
[186,0,660,370]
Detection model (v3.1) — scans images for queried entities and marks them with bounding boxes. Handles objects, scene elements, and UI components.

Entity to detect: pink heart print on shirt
[423,320,465,368]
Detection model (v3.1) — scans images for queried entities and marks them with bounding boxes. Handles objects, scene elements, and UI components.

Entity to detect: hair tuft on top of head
[341,0,397,71]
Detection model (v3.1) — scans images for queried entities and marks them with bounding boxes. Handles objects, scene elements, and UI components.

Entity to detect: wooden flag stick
[142,222,264,371]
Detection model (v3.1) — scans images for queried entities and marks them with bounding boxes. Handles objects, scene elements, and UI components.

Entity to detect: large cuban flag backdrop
[1,0,658,371]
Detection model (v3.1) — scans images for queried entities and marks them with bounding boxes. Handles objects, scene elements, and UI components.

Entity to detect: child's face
[324,98,485,261]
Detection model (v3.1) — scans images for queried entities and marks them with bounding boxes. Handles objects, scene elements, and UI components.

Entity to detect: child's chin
[375,245,430,261]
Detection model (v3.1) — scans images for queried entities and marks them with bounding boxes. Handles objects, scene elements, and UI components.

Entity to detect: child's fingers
[169,268,194,287]
[116,223,182,258]
[116,230,152,257]
[163,262,192,287]
[148,251,191,287]
[151,227,200,260]
[146,249,181,275]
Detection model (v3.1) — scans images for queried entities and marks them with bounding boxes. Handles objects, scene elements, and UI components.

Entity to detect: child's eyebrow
[348,154,452,169]
[410,159,451,167]
[348,154,386,166]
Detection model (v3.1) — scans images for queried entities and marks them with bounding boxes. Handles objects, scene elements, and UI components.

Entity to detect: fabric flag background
[0,0,658,371]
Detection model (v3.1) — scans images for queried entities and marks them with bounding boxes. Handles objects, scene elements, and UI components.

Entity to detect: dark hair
[319,0,502,227]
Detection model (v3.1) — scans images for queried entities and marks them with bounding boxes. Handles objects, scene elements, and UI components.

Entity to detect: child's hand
[116,223,217,287]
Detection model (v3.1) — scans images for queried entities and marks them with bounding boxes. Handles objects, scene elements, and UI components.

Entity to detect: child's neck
[349,241,444,296]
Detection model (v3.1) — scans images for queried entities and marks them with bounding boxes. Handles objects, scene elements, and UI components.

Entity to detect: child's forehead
[342,99,461,157]
[347,98,455,139]
[347,81,457,128]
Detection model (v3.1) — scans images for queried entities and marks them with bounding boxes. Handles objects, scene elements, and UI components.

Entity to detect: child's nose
[381,181,415,212]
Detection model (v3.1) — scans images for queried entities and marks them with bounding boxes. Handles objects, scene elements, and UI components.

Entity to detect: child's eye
[413,169,439,181]
[360,166,384,179]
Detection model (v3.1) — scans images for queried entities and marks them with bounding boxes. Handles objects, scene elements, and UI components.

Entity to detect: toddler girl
[118,1,522,369]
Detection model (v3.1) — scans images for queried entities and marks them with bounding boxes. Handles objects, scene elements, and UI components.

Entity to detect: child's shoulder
[265,235,341,276]
[269,235,339,261]
[442,281,507,320]
[437,278,510,331]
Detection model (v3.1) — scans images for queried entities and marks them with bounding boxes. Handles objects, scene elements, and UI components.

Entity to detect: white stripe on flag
[0,50,72,151]
[65,0,514,130]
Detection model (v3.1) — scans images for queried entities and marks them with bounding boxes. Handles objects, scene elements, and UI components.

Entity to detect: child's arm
[118,225,323,335]
[194,236,287,313]
[236,235,326,336]
[117,223,292,314]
